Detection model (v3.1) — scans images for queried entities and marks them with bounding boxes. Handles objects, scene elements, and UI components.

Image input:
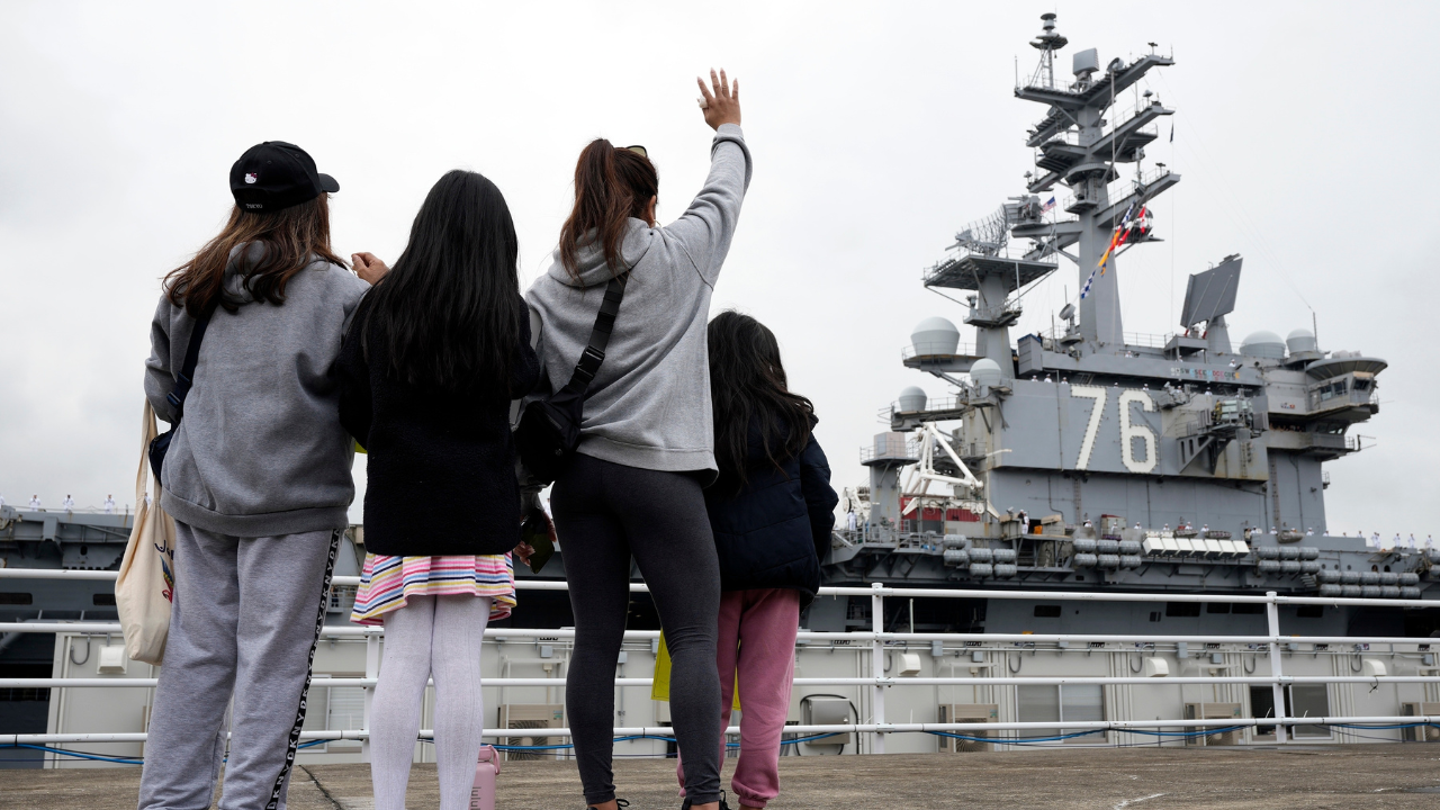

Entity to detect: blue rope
[927,729,1106,744]
[1327,722,1440,731]
[1121,726,1247,738]
[0,738,332,765]
[2,743,144,764]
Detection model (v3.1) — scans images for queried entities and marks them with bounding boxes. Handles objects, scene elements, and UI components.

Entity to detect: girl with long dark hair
[677,311,837,810]
[526,70,750,810]
[140,141,370,810]
[337,169,539,810]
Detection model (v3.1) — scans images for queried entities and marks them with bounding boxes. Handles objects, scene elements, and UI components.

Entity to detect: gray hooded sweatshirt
[526,123,752,478]
[144,245,368,536]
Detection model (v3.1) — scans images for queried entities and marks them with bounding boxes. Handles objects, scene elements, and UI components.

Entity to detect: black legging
[552,453,722,807]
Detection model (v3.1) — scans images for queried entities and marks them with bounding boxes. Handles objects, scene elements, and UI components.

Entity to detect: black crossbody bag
[148,310,213,481]
[515,275,626,484]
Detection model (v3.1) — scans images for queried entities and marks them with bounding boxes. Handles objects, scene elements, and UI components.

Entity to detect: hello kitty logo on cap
[229,141,339,212]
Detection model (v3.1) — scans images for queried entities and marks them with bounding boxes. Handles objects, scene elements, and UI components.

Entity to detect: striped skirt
[350,552,516,625]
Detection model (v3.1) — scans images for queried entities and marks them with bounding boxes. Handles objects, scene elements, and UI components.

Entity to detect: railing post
[362,629,381,760]
[871,582,886,754]
[1266,591,1288,744]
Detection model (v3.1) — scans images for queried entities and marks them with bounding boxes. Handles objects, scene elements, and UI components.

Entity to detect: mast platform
[922,253,1058,292]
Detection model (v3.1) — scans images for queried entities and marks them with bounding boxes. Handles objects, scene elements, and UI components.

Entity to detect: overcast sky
[2,2,1436,537]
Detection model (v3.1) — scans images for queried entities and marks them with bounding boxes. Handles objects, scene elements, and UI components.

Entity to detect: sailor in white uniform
[1369,532,1381,550]
[103,495,117,514]
[61,494,75,512]
[28,495,41,510]
[847,510,858,532]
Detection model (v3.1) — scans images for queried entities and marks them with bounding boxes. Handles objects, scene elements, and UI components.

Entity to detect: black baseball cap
[229,141,340,212]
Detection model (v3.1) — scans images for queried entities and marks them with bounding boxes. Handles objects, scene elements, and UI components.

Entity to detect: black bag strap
[166,309,214,421]
[558,274,627,397]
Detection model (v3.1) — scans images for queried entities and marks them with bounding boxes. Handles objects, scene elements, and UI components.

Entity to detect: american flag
[1041,196,1056,213]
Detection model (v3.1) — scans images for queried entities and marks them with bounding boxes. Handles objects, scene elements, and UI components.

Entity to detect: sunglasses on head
[622,145,648,159]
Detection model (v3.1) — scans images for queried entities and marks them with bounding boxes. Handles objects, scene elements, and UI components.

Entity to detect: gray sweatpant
[137,522,339,810]
[552,453,723,807]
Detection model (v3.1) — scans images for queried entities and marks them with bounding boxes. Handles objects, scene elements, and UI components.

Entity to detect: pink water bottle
[470,745,500,810]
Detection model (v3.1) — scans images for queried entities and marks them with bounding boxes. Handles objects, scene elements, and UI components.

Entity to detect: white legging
[371,594,491,810]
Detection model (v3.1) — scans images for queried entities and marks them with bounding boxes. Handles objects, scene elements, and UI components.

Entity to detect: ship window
[92,593,116,606]
[1033,605,1062,618]
[1165,602,1201,618]
[1296,605,1323,618]
[1290,686,1330,737]
[1250,685,1331,738]
[0,593,33,605]
[305,678,366,751]
[1148,611,1162,622]
[1207,603,1232,614]
[1016,684,1104,742]
[0,687,50,702]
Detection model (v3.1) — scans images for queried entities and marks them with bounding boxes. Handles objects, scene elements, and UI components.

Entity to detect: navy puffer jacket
[705,416,839,606]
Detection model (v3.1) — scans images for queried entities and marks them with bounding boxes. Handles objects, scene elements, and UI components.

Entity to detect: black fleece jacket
[336,315,540,557]
[705,416,839,606]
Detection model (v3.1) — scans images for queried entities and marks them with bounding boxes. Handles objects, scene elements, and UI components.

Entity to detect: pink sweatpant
[677,588,799,809]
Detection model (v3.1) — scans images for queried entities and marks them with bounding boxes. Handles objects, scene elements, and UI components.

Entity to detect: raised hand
[352,252,390,285]
[696,68,741,131]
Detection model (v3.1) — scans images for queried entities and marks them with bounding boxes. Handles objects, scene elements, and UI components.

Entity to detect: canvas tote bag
[114,400,177,665]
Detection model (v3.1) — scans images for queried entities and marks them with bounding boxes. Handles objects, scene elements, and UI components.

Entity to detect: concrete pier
[4,746,1440,809]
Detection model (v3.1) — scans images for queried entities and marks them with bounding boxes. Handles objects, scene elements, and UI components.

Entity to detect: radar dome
[898,386,928,412]
[1240,330,1286,360]
[910,317,960,356]
[1286,329,1317,355]
[971,358,1002,388]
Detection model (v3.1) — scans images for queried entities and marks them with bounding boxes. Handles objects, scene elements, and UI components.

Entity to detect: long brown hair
[708,311,815,494]
[163,194,345,316]
[558,139,658,279]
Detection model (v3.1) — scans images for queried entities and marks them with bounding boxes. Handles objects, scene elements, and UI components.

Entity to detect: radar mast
[1009,13,1179,347]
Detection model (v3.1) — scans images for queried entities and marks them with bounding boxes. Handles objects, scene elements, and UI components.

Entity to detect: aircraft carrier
[814,12,1436,644]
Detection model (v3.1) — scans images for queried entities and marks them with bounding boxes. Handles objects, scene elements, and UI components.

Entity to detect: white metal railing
[1122,332,1172,349]
[901,343,978,362]
[2,569,1439,756]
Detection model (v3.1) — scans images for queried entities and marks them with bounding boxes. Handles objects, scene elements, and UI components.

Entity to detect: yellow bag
[651,633,741,711]
[114,401,178,666]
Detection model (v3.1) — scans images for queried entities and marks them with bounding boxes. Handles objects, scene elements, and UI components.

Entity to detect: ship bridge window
[1166,602,1201,618]
[0,593,33,605]
[1017,684,1104,742]
[1033,605,1063,618]
[1352,378,1370,390]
